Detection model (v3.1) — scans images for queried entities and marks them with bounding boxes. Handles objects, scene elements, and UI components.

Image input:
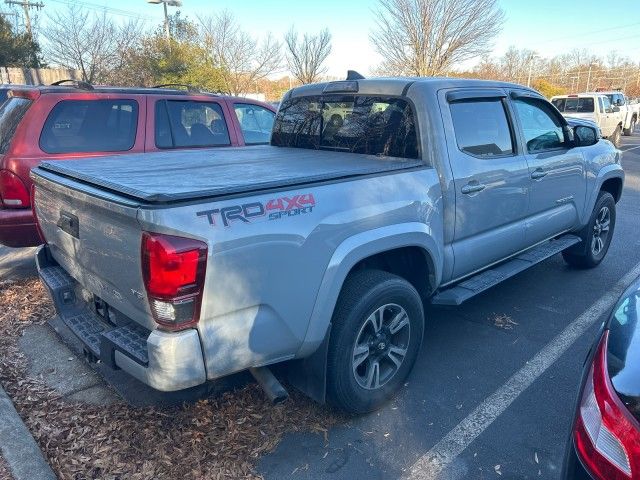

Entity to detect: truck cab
[551,93,623,145]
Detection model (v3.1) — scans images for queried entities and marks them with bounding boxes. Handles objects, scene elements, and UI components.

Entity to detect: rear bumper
[0,207,41,247]
[36,245,207,391]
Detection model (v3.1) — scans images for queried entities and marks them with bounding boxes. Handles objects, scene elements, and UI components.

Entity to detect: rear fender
[297,222,442,358]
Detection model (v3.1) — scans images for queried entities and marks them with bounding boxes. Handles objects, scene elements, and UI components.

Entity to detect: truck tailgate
[33,171,154,330]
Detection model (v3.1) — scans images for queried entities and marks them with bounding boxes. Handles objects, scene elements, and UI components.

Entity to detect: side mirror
[574,125,598,147]
[612,106,621,112]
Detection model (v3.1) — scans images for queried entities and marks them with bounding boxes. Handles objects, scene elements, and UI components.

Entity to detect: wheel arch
[298,223,442,358]
[286,223,441,404]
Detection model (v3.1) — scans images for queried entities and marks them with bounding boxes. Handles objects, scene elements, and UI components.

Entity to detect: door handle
[461,183,486,194]
[531,169,548,180]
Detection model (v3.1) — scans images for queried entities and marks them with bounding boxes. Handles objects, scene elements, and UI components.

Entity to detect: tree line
[1,0,638,99]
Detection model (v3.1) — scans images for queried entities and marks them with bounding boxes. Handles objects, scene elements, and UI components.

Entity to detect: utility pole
[4,0,44,38]
[526,53,538,88]
[586,63,594,92]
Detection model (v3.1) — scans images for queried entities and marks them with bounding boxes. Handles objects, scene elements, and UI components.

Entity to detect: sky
[19,0,640,77]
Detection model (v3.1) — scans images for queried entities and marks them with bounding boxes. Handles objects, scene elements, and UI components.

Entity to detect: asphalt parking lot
[0,133,638,480]
[256,132,640,480]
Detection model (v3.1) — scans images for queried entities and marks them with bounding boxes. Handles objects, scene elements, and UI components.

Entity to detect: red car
[0,82,276,247]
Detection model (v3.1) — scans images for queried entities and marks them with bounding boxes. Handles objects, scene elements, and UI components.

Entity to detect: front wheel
[563,192,616,268]
[326,270,424,414]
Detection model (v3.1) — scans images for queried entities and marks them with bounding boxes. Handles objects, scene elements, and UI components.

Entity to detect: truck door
[601,96,618,137]
[443,89,530,278]
[509,93,587,245]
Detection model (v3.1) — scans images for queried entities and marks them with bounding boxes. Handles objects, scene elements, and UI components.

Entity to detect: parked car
[0,82,276,247]
[596,90,639,136]
[551,93,623,146]
[32,77,624,414]
[563,276,640,480]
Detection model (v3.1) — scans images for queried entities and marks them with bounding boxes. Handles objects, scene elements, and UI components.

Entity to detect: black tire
[623,118,636,136]
[326,270,424,414]
[562,191,616,268]
[610,126,622,147]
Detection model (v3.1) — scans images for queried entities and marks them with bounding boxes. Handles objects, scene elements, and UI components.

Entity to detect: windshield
[0,97,32,154]
[271,94,419,159]
[552,97,594,113]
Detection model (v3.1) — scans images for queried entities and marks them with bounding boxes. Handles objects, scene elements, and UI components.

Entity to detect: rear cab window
[39,99,138,154]
[552,97,594,113]
[155,100,230,148]
[449,99,514,157]
[233,103,275,145]
[271,95,419,159]
[0,97,32,154]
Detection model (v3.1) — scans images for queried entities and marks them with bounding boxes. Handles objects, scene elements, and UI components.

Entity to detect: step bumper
[35,245,206,392]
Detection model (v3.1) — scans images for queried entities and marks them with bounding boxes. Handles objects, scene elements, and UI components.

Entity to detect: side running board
[431,235,581,306]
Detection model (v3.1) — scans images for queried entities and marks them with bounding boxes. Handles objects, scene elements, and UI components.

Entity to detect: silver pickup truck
[31,77,624,414]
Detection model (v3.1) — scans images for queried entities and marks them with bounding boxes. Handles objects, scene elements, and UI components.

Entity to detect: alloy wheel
[352,303,411,390]
[592,206,611,257]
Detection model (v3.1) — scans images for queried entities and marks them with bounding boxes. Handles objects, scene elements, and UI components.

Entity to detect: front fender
[296,222,442,357]
[584,162,624,221]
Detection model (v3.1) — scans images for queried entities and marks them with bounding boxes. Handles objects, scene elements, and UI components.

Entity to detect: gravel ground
[0,278,340,479]
[0,455,12,480]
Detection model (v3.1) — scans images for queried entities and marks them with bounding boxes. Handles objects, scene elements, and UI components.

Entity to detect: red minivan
[0,83,277,247]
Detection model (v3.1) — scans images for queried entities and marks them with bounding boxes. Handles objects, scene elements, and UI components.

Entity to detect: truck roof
[288,77,540,99]
[34,146,423,204]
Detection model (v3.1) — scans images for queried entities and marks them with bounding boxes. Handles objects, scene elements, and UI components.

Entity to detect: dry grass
[0,279,339,479]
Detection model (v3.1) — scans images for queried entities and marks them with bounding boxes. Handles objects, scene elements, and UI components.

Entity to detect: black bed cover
[35,146,423,204]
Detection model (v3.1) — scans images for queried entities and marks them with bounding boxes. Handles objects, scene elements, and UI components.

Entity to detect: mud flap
[286,324,331,404]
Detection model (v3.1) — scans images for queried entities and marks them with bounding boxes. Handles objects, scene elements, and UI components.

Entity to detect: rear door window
[0,97,32,154]
[272,95,419,159]
[155,100,230,149]
[233,103,275,145]
[40,99,138,154]
[449,99,514,157]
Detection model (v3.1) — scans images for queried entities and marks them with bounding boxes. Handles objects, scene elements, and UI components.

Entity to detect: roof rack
[50,79,94,91]
[152,83,208,94]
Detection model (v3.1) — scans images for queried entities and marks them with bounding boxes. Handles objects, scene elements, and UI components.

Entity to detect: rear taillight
[141,232,207,331]
[0,170,30,208]
[574,332,640,479]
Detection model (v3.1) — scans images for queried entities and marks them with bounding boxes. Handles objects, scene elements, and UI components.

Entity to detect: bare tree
[370,0,504,77]
[284,27,332,84]
[42,5,142,84]
[199,11,282,95]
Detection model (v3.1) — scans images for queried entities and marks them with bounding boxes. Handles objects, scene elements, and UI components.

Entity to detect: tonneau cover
[36,146,423,204]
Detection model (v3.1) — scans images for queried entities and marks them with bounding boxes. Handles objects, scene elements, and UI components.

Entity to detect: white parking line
[621,145,640,152]
[407,261,640,480]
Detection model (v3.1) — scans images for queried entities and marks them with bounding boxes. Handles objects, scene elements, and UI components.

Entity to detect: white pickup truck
[551,93,623,146]
[598,90,639,136]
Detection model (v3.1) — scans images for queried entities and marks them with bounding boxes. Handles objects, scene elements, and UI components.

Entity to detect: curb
[0,383,56,480]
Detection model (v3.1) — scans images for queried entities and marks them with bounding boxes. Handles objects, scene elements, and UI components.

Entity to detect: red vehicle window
[233,103,275,145]
[39,99,139,154]
[155,100,230,149]
[0,97,32,154]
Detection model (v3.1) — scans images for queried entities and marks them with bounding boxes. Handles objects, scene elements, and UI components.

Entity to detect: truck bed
[35,146,423,204]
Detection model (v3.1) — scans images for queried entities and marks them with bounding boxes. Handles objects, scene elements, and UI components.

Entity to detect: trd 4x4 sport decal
[196,193,316,227]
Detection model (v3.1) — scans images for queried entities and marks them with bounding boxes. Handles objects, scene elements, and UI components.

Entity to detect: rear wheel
[623,118,636,136]
[326,270,424,414]
[562,191,616,268]
[610,126,622,147]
